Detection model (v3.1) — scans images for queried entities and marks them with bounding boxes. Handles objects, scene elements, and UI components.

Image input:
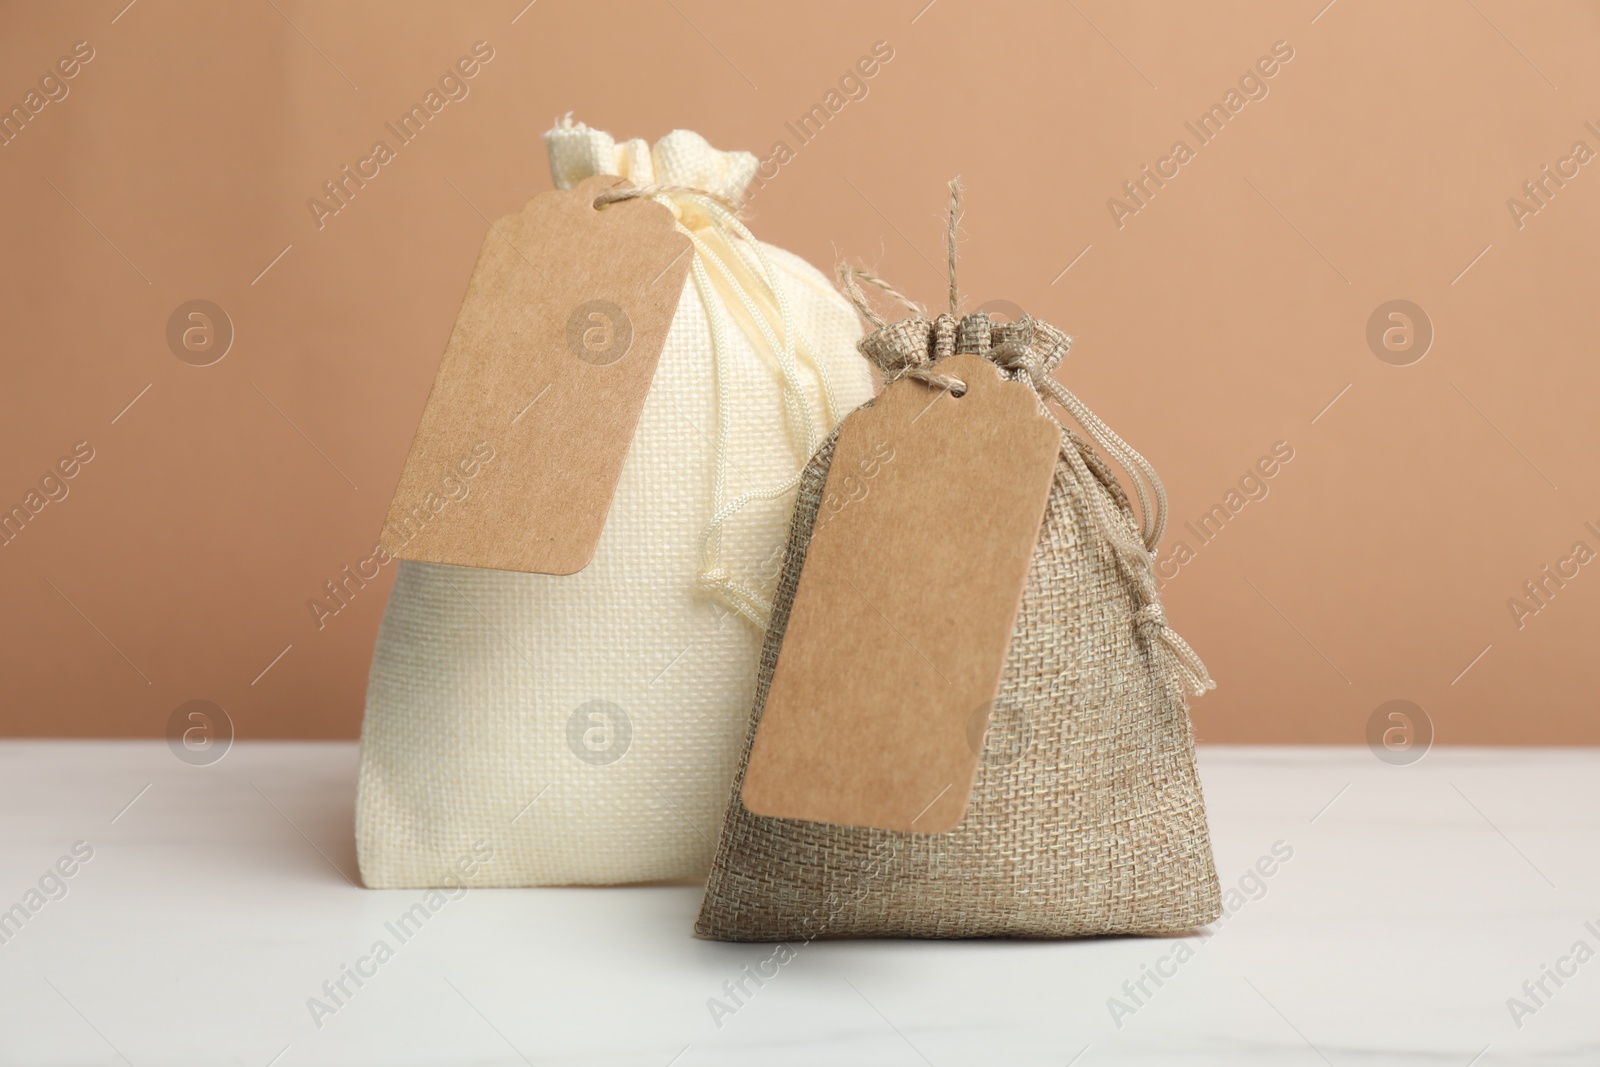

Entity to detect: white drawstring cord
[688,228,815,460]
[651,189,840,628]
[689,195,841,433]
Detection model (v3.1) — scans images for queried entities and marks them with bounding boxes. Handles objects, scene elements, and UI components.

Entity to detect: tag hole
[950,380,969,398]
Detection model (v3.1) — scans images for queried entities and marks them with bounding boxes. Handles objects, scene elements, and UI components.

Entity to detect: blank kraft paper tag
[381,174,693,575]
[741,352,1062,833]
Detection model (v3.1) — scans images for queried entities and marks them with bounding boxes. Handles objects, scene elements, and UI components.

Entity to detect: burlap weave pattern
[695,312,1221,940]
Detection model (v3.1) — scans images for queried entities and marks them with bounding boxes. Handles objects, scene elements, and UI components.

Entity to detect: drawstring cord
[601,182,840,628]
[834,178,1213,696]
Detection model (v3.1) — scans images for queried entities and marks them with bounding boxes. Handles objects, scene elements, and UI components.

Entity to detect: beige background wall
[2,1,1596,744]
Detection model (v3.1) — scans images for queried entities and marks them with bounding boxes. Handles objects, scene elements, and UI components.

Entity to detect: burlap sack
[355,120,875,888]
[696,306,1221,939]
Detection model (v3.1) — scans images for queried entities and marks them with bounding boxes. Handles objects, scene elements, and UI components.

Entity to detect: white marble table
[0,741,1594,1066]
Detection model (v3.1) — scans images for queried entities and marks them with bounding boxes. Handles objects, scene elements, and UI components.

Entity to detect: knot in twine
[591,182,745,230]
[547,119,757,229]
[832,177,1214,696]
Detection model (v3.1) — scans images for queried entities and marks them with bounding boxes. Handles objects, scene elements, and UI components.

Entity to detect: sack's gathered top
[550,115,851,627]
[836,181,1214,697]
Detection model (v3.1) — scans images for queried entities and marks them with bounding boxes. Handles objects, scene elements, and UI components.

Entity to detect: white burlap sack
[355,120,874,887]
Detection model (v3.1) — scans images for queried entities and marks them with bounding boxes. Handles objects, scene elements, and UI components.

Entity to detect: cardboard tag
[741,352,1061,833]
[381,175,693,575]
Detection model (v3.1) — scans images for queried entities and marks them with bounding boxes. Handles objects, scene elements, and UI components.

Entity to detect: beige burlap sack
[696,292,1222,939]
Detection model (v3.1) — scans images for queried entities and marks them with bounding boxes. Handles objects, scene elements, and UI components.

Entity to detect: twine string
[946,176,961,319]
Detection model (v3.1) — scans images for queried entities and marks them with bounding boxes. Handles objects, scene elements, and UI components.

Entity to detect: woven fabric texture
[696,312,1221,939]
[355,123,874,888]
